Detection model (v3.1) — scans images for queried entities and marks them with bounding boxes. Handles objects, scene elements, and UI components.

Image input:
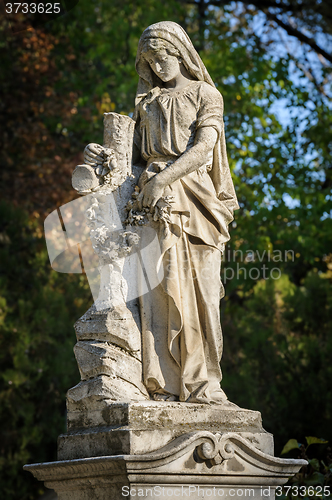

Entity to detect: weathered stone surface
[74,341,144,383]
[70,301,150,412]
[66,375,149,413]
[72,164,100,193]
[68,401,265,433]
[60,402,274,460]
[72,114,135,197]
[70,325,150,404]
[103,112,135,182]
[74,304,141,356]
[25,431,307,500]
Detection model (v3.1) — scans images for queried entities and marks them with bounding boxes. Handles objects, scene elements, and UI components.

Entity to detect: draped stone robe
[136,80,234,402]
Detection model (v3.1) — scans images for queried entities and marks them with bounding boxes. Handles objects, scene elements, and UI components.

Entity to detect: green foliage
[279,437,332,499]
[48,0,187,141]
[221,271,332,452]
[282,439,302,455]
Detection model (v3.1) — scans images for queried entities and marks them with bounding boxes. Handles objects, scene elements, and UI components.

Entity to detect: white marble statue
[74,21,239,407]
[26,23,307,499]
[129,21,239,404]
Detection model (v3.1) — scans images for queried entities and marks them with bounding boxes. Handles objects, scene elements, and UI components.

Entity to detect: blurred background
[0,1,331,498]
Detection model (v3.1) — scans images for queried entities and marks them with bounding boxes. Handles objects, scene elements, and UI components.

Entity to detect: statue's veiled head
[135,21,214,103]
[140,38,184,84]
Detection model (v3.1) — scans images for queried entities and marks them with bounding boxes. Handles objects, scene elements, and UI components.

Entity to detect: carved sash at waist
[146,156,174,172]
[146,155,212,175]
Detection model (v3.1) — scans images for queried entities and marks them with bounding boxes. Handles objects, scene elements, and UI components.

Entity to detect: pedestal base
[59,401,274,459]
[25,431,306,500]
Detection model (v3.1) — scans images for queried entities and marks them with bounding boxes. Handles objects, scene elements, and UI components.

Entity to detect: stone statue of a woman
[131,21,239,404]
[27,22,306,494]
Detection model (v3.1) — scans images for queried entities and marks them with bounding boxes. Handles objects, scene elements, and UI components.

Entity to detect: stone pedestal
[24,403,306,499]
[25,425,306,500]
[58,401,273,460]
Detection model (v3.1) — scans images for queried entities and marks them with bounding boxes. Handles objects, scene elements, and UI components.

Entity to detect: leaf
[308,458,320,471]
[303,471,326,487]
[305,436,328,447]
[281,439,300,455]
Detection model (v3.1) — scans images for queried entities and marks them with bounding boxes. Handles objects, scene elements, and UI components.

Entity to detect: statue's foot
[209,389,239,408]
[209,399,239,407]
[152,393,178,402]
[186,394,238,407]
[186,395,211,404]
[185,384,239,407]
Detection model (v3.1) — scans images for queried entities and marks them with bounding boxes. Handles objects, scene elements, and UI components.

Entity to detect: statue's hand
[138,169,156,190]
[84,143,104,167]
[137,175,165,210]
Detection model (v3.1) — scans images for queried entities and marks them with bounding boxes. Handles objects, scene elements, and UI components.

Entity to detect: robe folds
[135,80,237,402]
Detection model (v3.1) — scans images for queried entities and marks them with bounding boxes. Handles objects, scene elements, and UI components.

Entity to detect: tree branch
[207,0,294,11]
[181,0,332,63]
[266,12,332,63]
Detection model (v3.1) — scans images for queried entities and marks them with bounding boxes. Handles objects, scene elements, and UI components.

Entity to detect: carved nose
[155,62,162,73]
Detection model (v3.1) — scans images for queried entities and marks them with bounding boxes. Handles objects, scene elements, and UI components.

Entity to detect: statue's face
[145,49,181,83]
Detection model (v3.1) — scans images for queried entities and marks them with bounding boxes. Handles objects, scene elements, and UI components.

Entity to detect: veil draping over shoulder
[135,21,239,213]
